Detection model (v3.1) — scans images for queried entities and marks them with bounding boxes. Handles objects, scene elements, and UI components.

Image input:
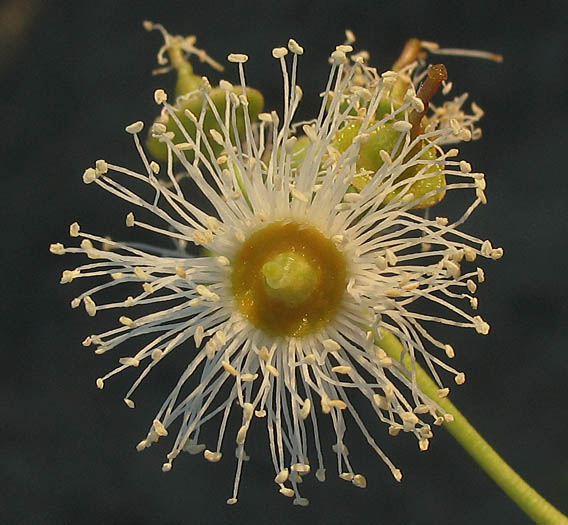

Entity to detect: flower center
[231,222,347,337]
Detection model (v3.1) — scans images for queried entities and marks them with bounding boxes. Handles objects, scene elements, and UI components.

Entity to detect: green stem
[377,331,568,525]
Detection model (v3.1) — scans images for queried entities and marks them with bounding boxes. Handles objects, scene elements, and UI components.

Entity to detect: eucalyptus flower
[52,30,502,506]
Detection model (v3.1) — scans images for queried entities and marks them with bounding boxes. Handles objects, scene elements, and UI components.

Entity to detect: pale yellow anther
[124,398,135,409]
[444,344,455,358]
[119,316,137,328]
[300,398,311,420]
[393,121,413,132]
[154,89,167,104]
[149,161,160,174]
[437,387,450,398]
[450,118,460,134]
[481,240,493,257]
[199,76,211,92]
[279,487,295,498]
[379,150,392,165]
[175,142,193,151]
[83,167,97,184]
[236,425,248,445]
[491,247,504,260]
[272,47,288,59]
[153,418,168,437]
[222,361,238,376]
[463,246,477,262]
[125,121,144,134]
[218,79,233,92]
[205,339,217,360]
[84,296,96,317]
[142,282,154,294]
[476,267,485,282]
[69,222,80,237]
[119,357,140,367]
[446,148,459,158]
[331,49,347,64]
[373,394,389,410]
[332,365,352,375]
[401,411,419,431]
[126,212,135,227]
[241,402,254,422]
[136,440,147,452]
[274,469,289,484]
[291,463,310,474]
[459,160,472,173]
[473,315,490,335]
[209,128,225,146]
[258,346,270,361]
[328,399,347,410]
[96,377,104,389]
[266,365,279,377]
[134,267,149,280]
[445,259,461,278]
[93,160,108,175]
[227,53,248,63]
[151,349,163,361]
[455,372,466,385]
[322,339,341,351]
[194,325,204,347]
[151,122,167,135]
[414,404,430,414]
[389,425,401,436]
[240,373,258,382]
[303,354,316,365]
[287,38,303,54]
[339,472,354,481]
[175,266,187,278]
[80,239,93,252]
[392,469,403,482]
[203,449,222,462]
[466,279,477,293]
[352,474,367,488]
[50,243,65,255]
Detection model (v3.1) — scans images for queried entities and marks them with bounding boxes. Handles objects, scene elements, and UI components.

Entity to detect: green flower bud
[332,120,445,208]
[147,86,264,163]
[145,30,264,163]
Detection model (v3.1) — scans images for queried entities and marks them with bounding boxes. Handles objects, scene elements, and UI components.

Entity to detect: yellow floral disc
[231,222,347,337]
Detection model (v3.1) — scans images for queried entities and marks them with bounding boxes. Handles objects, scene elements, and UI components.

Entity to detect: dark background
[2,0,567,523]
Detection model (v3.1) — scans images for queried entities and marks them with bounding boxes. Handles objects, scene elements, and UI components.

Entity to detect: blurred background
[2,0,567,523]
